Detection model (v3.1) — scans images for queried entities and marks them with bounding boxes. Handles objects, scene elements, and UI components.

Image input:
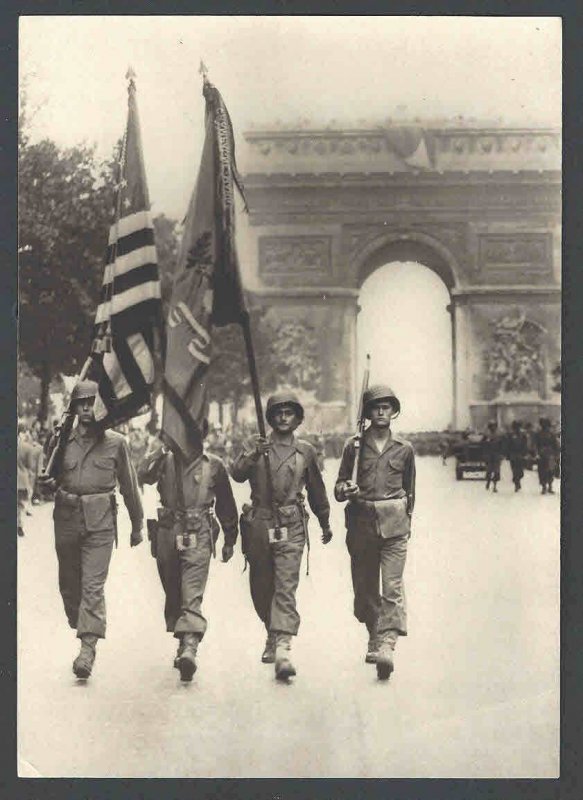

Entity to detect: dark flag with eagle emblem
[162,72,247,461]
[93,69,163,427]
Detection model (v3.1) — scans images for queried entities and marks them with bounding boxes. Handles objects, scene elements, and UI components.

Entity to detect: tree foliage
[18,130,117,419]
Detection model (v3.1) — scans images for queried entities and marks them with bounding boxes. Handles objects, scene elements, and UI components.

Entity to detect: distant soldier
[335,385,415,681]
[42,380,144,679]
[230,392,333,681]
[483,421,503,493]
[138,432,239,682]
[506,420,528,492]
[17,424,35,537]
[534,417,560,495]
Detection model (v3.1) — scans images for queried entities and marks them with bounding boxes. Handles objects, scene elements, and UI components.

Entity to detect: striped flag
[93,69,163,427]
[161,74,247,462]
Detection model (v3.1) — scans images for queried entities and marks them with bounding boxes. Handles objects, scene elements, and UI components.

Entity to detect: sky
[20,15,561,220]
[19,16,561,430]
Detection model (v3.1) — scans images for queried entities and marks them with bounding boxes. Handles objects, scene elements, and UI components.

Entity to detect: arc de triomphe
[240,122,561,430]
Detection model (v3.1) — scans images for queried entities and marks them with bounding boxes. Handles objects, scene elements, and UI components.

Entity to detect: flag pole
[43,67,134,480]
[239,308,285,537]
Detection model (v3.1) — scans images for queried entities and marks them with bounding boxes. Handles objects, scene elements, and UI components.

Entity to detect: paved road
[17,457,559,778]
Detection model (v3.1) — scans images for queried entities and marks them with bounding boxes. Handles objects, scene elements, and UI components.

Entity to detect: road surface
[17,456,559,778]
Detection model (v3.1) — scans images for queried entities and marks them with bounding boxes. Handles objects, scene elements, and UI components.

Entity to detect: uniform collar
[363,427,400,455]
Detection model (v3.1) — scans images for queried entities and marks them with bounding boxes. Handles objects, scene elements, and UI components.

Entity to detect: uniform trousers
[156,523,212,639]
[53,504,115,638]
[346,522,408,642]
[244,506,306,636]
[509,458,525,484]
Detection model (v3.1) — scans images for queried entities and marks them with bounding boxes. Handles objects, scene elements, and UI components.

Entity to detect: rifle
[352,354,371,484]
[42,356,94,481]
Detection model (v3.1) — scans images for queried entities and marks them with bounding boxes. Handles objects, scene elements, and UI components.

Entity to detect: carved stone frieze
[477,233,553,282]
[244,127,560,173]
[258,236,332,286]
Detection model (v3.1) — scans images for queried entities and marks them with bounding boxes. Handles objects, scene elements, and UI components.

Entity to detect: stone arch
[354,229,460,292]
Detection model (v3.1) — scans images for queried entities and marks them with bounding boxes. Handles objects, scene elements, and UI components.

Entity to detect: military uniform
[54,428,143,638]
[483,426,503,490]
[335,429,415,651]
[534,422,560,494]
[17,434,35,536]
[231,433,329,632]
[506,426,528,491]
[138,447,238,678]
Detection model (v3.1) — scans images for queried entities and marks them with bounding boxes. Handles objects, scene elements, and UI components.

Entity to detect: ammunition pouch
[147,518,159,559]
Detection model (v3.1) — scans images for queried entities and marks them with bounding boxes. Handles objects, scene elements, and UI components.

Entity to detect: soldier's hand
[343,480,360,499]
[130,528,143,547]
[321,526,333,545]
[38,474,57,492]
[254,436,270,457]
[221,544,234,562]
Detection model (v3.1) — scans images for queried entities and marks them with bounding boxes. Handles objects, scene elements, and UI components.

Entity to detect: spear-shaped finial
[126,65,136,93]
[199,60,209,83]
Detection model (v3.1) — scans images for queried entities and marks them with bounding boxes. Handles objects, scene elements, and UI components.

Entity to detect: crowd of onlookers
[16,412,560,537]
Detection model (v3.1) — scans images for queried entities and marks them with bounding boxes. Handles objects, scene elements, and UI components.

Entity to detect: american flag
[93,69,163,427]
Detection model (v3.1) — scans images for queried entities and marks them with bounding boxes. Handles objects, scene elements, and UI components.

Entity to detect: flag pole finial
[126,66,137,92]
[199,60,209,83]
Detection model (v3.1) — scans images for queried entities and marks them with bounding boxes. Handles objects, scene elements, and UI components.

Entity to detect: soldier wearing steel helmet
[335,384,416,681]
[230,391,333,680]
[43,380,143,679]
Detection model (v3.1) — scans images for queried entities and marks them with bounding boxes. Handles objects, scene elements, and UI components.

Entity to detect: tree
[551,362,561,393]
[267,320,322,392]
[18,133,117,421]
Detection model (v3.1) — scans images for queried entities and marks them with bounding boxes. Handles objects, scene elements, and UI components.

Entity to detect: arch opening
[357,261,453,432]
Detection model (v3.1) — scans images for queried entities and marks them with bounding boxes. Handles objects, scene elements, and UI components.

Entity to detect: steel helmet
[70,379,99,404]
[363,384,401,418]
[265,391,305,425]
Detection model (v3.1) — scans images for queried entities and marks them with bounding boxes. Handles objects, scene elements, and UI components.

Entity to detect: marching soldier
[230,392,333,681]
[43,380,144,679]
[334,385,415,681]
[534,417,560,495]
[138,431,239,682]
[506,420,528,492]
[483,421,503,493]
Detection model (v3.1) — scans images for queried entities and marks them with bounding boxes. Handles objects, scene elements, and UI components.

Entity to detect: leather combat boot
[73,634,98,679]
[365,635,380,664]
[177,633,199,682]
[274,633,296,680]
[261,631,277,664]
[173,635,185,669]
[376,638,395,681]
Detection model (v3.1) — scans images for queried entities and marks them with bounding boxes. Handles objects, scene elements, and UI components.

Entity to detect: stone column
[451,295,472,429]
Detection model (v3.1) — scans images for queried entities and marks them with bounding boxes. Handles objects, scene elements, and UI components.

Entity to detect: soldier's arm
[137,444,166,485]
[214,461,239,547]
[229,436,261,483]
[334,438,356,502]
[403,446,416,516]
[304,447,331,531]
[116,438,144,532]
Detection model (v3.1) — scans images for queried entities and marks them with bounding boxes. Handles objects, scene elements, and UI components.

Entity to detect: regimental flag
[162,75,247,462]
[93,70,163,427]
